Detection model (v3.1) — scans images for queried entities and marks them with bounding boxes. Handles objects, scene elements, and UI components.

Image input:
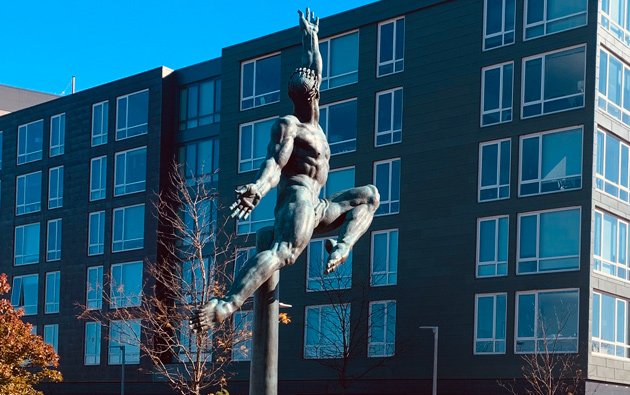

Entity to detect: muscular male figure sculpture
[190,9,379,331]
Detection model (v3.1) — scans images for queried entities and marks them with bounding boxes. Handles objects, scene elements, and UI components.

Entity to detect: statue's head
[288,67,319,105]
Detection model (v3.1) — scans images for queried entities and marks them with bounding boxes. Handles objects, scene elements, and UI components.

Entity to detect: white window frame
[46,218,62,262]
[240,52,281,111]
[593,210,630,282]
[114,146,147,196]
[232,310,253,361]
[523,0,588,41]
[238,116,278,174]
[370,229,398,286]
[478,138,511,202]
[49,113,65,157]
[88,211,105,256]
[303,303,350,359]
[518,125,583,197]
[516,207,581,275]
[373,158,401,217]
[368,300,396,357]
[377,17,405,77]
[86,265,103,310]
[306,237,352,292]
[320,166,355,199]
[481,62,514,127]
[320,30,359,91]
[375,87,403,147]
[48,165,64,209]
[108,319,141,365]
[90,156,107,201]
[595,128,630,204]
[521,45,586,119]
[43,324,59,353]
[474,293,507,355]
[16,170,42,215]
[84,321,102,365]
[110,261,143,308]
[483,0,516,51]
[91,100,108,146]
[514,288,579,354]
[17,119,44,165]
[319,98,357,155]
[600,0,630,46]
[112,204,145,252]
[592,291,629,359]
[476,215,509,278]
[14,222,40,266]
[45,271,60,314]
[11,274,38,315]
[597,48,630,126]
[115,89,149,141]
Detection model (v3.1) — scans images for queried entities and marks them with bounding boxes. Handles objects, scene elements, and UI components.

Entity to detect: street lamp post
[419,326,438,395]
[119,345,126,395]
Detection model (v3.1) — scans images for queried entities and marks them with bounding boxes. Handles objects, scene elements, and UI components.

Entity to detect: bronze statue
[190,8,379,331]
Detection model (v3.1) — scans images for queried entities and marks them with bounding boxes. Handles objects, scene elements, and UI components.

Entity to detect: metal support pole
[120,345,126,395]
[420,326,438,395]
[250,228,278,395]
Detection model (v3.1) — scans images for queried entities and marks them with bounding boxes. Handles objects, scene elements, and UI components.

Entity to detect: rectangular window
[592,291,629,358]
[44,324,59,353]
[109,319,141,364]
[371,229,398,286]
[114,147,147,196]
[518,207,580,274]
[48,166,64,209]
[598,49,630,126]
[16,171,42,215]
[377,17,405,76]
[601,0,630,46]
[182,259,209,304]
[304,304,350,359]
[14,223,40,266]
[116,90,149,140]
[525,0,587,40]
[179,78,221,130]
[374,158,401,216]
[46,219,62,262]
[11,274,38,315]
[49,113,65,157]
[375,88,403,146]
[481,62,513,126]
[239,117,277,173]
[484,0,515,50]
[86,265,103,310]
[479,139,511,201]
[522,45,586,118]
[237,188,277,235]
[92,101,109,146]
[181,199,216,247]
[235,247,256,278]
[178,321,212,362]
[112,204,145,252]
[475,293,507,354]
[84,321,101,365]
[178,138,219,184]
[320,167,355,199]
[307,237,352,291]
[232,310,253,361]
[88,211,105,256]
[516,289,579,353]
[477,216,509,277]
[368,300,396,357]
[519,126,582,196]
[320,99,357,155]
[90,156,107,201]
[45,271,60,314]
[320,31,359,90]
[241,54,281,110]
[596,129,630,203]
[594,210,630,281]
[17,119,43,164]
[110,261,143,308]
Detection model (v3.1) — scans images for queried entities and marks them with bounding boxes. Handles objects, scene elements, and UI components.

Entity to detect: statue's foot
[324,239,351,274]
[189,298,237,332]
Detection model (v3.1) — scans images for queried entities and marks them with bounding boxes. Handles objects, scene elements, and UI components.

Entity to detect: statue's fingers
[306,8,311,21]
[315,16,320,26]
[229,202,237,210]
[298,9,303,18]
[231,208,241,218]
[238,209,247,219]
[243,208,252,220]
[312,11,316,22]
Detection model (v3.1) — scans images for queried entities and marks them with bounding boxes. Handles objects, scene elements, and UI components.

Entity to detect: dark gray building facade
[3,0,630,393]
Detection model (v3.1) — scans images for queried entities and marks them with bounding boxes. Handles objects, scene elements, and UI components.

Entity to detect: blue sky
[0,1,377,95]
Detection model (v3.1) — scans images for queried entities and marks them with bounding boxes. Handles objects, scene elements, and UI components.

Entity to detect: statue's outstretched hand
[298,8,319,35]
[230,184,261,220]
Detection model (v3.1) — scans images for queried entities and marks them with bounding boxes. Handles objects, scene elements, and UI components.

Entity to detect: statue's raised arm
[298,8,322,80]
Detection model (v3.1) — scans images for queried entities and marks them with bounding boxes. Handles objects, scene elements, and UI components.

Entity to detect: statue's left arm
[299,8,322,80]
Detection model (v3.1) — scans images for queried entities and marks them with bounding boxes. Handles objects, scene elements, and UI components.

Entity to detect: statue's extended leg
[315,185,380,274]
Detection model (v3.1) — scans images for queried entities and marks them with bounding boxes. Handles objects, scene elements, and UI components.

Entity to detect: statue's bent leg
[315,185,380,273]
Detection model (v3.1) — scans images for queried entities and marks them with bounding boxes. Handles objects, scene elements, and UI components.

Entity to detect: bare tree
[499,308,584,395]
[304,251,394,394]
[80,163,251,395]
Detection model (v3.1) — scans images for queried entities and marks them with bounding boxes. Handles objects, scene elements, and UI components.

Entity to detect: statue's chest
[293,129,329,158]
